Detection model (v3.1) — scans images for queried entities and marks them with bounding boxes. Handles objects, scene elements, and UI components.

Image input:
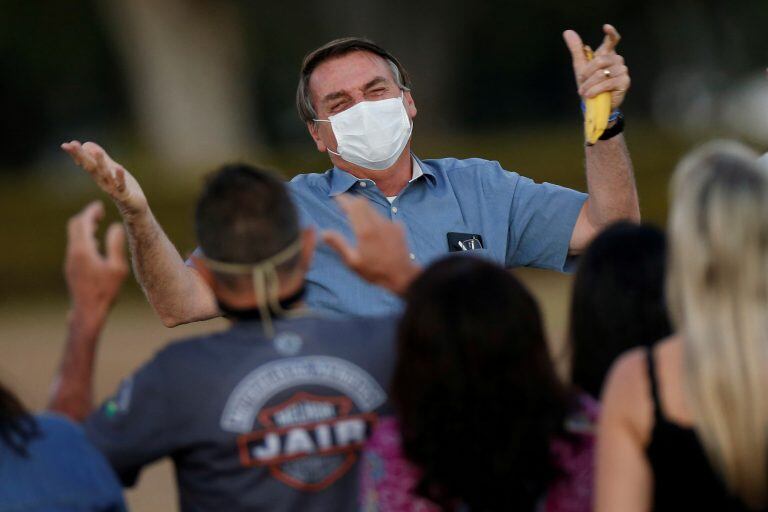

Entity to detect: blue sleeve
[506,175,587,272]
[84,354,175,487]
[26,415,128,509]
[185,246,203,267]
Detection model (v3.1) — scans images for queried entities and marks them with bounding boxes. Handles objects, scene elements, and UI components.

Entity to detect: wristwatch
[598,111,625,141]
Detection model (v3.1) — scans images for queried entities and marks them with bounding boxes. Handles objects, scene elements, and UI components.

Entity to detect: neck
[335,145,413,197]
[214,273,306,311]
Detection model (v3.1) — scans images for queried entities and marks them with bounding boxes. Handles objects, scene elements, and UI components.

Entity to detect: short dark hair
[569,222,672,398]
[392,256,571,510]
[195,164,299,267]
[296,37,411,123]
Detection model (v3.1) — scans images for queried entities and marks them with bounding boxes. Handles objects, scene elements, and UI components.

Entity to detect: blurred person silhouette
[569,221,671,400]
[61,23,639,325]
[0,383,126,511]
[49,165,414,512]
[323,196,596,512]
[596,141,768,511]
[0,203,127,511]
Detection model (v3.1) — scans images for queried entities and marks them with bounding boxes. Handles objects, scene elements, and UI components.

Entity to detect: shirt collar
[328,155,436,197]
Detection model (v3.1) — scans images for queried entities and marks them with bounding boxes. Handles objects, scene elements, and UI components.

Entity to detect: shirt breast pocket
[446,232,485,253]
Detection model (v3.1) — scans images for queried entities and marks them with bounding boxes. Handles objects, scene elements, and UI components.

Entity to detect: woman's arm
[595,349,654,512]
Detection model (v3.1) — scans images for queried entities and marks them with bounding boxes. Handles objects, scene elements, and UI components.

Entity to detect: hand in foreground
[61,141,148,218]
[563,24,630,110]
[323,195,421,296]
[65,201,129,317]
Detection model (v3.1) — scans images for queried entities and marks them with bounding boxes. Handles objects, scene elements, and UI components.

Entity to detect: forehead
[308,50,396,100]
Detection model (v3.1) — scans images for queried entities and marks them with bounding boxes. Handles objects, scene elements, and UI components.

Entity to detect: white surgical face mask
[315,92,412,171]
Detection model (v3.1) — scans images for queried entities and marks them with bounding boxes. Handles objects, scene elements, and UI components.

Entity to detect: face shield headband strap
[199,238,303,338]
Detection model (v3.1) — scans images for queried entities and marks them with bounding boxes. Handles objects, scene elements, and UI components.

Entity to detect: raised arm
[49,202,128,421]
[61,141,218,326]
[563,25,641,253]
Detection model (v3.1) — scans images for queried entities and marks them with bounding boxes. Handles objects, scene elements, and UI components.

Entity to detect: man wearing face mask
[62,26,639,324]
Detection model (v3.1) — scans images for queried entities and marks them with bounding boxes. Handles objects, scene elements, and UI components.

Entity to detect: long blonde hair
[667,140,768,508]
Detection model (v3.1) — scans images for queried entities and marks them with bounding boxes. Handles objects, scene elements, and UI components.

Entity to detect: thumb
[105,223,127,269]
[563,30,587,72]
[322,231,359,268]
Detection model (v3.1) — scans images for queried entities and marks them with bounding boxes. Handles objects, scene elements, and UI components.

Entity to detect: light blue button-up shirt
[290,155,587,317]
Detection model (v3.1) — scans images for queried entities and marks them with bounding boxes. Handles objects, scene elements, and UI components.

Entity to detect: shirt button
[409,253,416,260]
[391,206,398,214]
[359,181,367,188]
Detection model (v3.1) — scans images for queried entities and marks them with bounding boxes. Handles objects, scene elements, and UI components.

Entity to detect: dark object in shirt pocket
[447,232,484,252]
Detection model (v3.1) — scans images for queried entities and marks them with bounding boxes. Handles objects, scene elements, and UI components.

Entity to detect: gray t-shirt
[85,315,396,512]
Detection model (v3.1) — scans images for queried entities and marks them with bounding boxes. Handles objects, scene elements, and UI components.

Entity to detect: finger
[579,54,620,81]
[115,167,127,193]
[62,141,94,169]
[582,76,630,99]
[596,24,621,55]
[81,141,108,160]
[106,223,127,268]
[335,195,378,235]
[322,230,360,267]
[345,195,382,227]
[562,30,587,72]
[93,148,120,189]
[578,63,629,96]
[67,201,104,253]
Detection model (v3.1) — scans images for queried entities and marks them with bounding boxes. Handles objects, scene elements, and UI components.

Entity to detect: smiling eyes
[329,87,390,114]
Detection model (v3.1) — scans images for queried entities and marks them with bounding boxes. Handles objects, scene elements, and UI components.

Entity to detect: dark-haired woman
[358,256,596,511]
[569,221,671,399]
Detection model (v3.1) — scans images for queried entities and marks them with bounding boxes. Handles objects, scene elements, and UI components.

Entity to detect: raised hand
[323,195,421,296]
[65,201,129,315]
[563,24,630,110]
[61,141,148,218]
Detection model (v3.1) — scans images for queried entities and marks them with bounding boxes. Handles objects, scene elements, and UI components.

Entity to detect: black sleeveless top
[645,347,764,511]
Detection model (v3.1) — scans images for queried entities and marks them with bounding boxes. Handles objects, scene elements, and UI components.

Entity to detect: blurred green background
[1,1,767,509]
[2,0,767,302]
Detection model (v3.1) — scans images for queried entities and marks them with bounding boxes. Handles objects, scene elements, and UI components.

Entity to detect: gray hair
[296,37,412,123]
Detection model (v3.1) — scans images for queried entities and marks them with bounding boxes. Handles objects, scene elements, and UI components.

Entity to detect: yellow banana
[583,46,612,145]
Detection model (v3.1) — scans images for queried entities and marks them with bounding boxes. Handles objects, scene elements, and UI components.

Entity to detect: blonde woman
[595,141,768,511]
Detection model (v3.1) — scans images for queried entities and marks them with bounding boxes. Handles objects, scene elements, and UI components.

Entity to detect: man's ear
[307,122,327,152]
[298,227,317,272]
[404,90,417,119]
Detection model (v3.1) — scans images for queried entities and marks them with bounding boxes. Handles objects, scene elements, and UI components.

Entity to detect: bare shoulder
[601,345,654,443]
[654,335,683,361]
[603,346,649,401]
[602,336,682,442]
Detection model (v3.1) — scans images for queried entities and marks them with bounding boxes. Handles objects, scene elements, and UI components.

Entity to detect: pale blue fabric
[289,155,587,316]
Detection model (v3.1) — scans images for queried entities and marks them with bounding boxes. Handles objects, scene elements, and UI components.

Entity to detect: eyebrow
[362,76,388,91]
[321,76,390,104]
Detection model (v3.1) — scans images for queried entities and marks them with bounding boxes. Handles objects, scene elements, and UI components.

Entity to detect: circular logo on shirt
[273,332,303,356]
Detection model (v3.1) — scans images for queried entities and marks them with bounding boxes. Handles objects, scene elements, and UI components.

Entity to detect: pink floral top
[360,394,599,512]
